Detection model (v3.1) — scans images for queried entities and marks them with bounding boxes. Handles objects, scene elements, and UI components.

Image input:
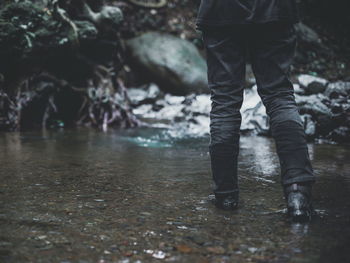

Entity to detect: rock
[328,126,350,143]
[307,81,328,95]
[294,23,322,45]
[127,83,161,106]
[80,3,123,31]
[328,97,350,128]
[293,84,304,95]
[183,94,211,115]
[297,74,328,95]
[296,94,331,118]
[296,94,333,135]
[328,97,349,114]
[240,85,269,134]
[324,81,350,99]
[297,74,327,88]
[132,80,349,141]
[125,31,208,95]
[206,246,226,254]
[98,6,123,27]
[75,21,98,40]
[301,114,316,137]
[133,94,186,121]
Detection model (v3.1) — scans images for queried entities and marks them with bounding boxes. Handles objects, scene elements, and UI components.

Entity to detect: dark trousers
[201,22,315,196]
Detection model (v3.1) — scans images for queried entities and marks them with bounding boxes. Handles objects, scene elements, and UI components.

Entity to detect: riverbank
[1,1,349,140]
[127,72,350,143]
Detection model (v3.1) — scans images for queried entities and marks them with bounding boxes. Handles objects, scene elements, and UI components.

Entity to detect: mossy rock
[126,31,208,95]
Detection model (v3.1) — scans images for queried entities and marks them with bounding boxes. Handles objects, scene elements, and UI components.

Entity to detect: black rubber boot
[214,191,239,211]
[284,183,313,222]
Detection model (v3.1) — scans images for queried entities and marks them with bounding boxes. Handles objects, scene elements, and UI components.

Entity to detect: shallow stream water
[0,128,349,262]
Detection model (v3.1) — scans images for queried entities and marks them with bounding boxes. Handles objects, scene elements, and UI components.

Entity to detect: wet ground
[0,128,349,263]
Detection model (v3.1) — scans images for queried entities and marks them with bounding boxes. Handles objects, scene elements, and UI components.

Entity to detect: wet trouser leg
[202,27,246,195]
[202,23,315,195]
[248,23,315,185]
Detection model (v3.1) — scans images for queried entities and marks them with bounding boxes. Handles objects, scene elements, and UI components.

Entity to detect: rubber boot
[214,190,239,211]
[284,183,313,222]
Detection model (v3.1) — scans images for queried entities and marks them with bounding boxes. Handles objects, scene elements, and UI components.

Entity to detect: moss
[0,1,80,74]
[0,2,47,29]
[0,2,54,60]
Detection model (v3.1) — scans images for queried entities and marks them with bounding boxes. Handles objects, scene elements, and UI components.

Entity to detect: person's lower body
[201,22,315,219]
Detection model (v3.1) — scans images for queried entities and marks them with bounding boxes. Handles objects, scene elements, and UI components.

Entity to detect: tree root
[0,0,136,132]
[0,69,140,131]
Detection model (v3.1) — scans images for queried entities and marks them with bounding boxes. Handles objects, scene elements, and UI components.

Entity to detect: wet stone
[127,83,162,106]
[297,74,328,95]
[301,114,316,137]
[324,81,350,99]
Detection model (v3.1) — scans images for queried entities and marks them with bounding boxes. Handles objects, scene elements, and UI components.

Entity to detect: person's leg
[201,26,246,205]
[248,22,315,187]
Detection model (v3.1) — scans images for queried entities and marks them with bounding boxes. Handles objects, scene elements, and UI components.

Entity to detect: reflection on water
[290,223,310,236]
[0,128,349,262]
[239,136,279,183]
[121,135,173,148]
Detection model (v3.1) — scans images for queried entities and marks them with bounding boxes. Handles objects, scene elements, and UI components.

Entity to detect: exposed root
[0,0,135,132]
[0,70,139,131]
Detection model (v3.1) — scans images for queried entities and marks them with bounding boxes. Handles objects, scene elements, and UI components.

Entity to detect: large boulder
[125,31,208,95]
